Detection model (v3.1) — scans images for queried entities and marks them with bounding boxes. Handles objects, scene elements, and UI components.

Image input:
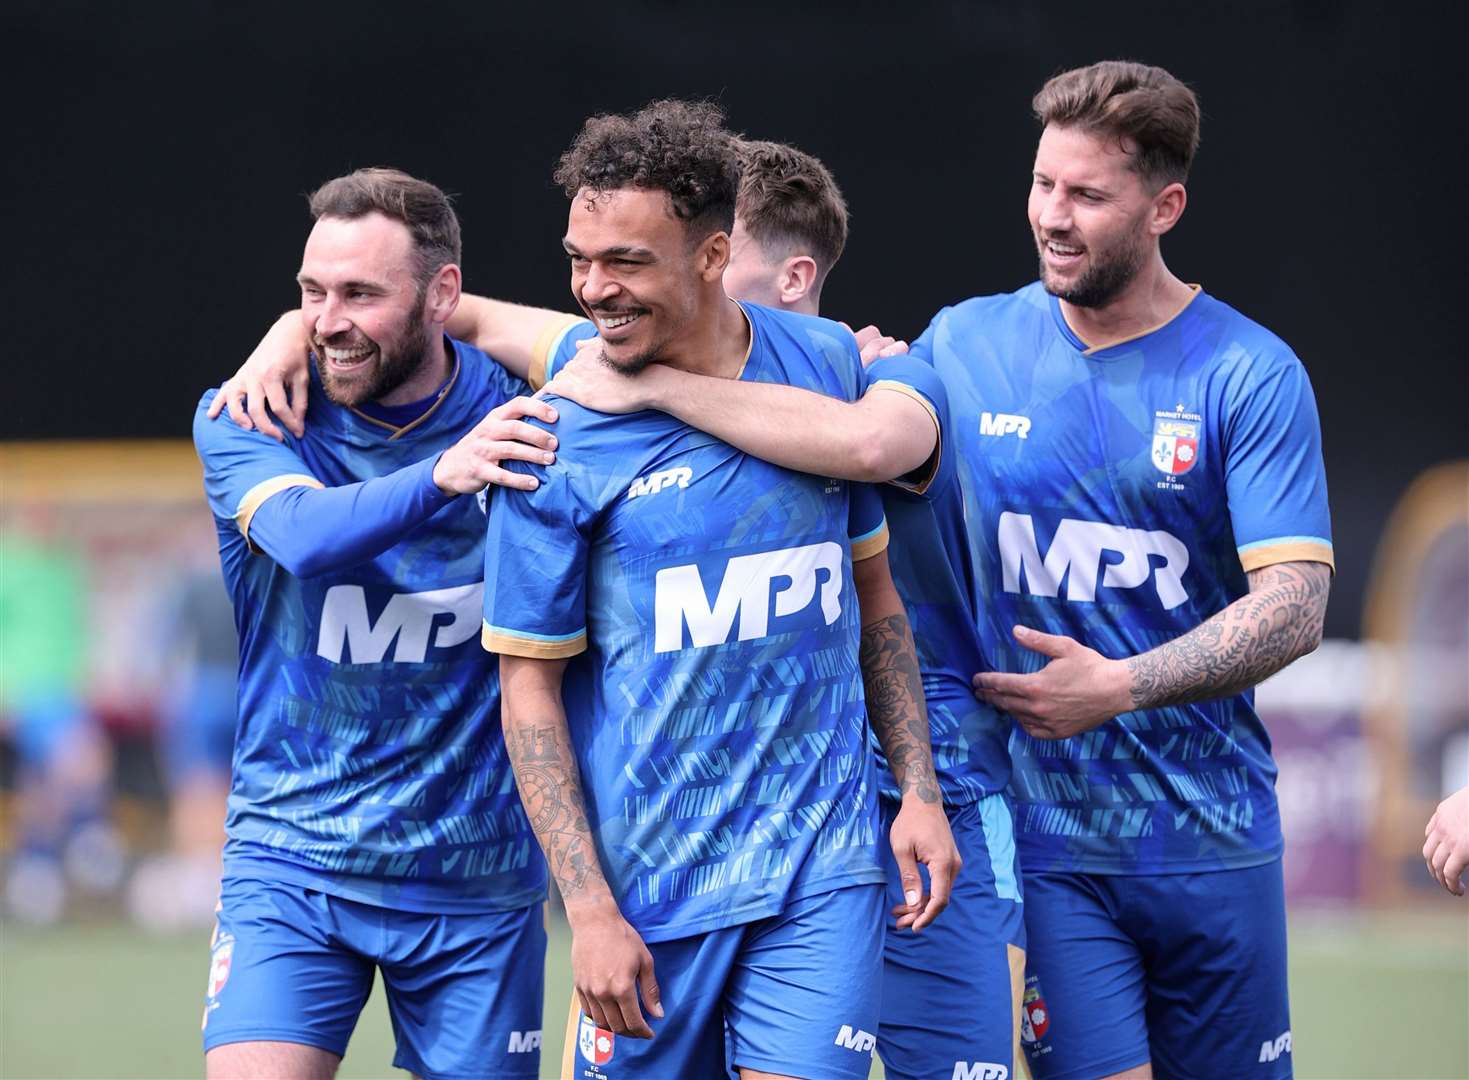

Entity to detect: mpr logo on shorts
[833,1024,876,1055]
[1259,1029,1292,1063]
[578,1014,614,1066]
[952,1062,1009,1079]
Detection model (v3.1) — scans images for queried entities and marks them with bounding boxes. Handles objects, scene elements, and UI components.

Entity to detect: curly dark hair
[553,99,740,241]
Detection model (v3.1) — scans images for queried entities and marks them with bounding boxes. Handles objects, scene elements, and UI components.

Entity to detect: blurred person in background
[127,523,238,930]
[0,508,121,923]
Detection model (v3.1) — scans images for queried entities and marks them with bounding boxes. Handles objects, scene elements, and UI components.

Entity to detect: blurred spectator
[127,540,237,930]
[1,512,122,923]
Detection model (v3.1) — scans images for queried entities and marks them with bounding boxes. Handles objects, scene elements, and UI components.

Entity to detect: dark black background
[5,0,1463,637]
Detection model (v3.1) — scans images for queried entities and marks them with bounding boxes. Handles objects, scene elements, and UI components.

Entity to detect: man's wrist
[640,364,680,411]
[562,890,621,928]
[1112,656,1138,713]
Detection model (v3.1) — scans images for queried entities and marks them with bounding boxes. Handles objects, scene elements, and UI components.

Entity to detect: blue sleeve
[481,440,595,658]
[249,457,455,579]
[849,483,889,562]
[1223,355,1335,573]
[192,390,456,579]
[865,353,952,498]
[905,306,952,367]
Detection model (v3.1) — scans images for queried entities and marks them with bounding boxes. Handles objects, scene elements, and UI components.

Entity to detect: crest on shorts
[578,1014,615,1065]
[1152,407,1202,476]
[1021,982,1051,1044]
[206,935,234,999]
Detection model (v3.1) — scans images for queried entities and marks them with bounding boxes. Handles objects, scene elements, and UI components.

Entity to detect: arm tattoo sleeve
[505,720,609,901]
[1126,560,1331,710]
[860,612,943,804]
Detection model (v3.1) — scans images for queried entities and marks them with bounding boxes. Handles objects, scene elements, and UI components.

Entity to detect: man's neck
[663,296,752,380]
[1059,257,1195,349]
[375,332,452,406]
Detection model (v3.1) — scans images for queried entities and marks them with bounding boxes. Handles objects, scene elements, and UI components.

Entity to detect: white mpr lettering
[952,1064,1009,1080]
[316,583,483,663]
[997,512,1190,610]
[654,543,843,652]
[833,1025,877,1054]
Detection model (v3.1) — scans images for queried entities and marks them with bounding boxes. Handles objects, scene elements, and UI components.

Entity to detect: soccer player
[193,168,560,1079]
[543,138,1025,1080]
[934,62,1333,1079]
[482,100,958,1080]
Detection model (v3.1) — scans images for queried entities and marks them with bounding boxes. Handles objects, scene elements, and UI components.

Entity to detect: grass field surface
[2,910,1464,1079]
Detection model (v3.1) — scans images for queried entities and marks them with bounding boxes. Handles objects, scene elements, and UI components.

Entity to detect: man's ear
[699,231,731,282]
[425,263,463,324]
[779,256,819,305]
[1150,181,1187,237]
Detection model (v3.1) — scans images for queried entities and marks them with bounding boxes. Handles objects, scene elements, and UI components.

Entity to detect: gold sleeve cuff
[1238,542,1336,573]
[868,380,942,495]
[527,315,588,390]
[851,521,891,563]
[236,473,324,552]
[482,623,588,658]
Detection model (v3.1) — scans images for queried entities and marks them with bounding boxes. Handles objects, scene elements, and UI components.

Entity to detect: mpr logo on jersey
[317,583,483,663]
[578,1014,614,1066]
[654,542,844,652]
[980,411,1031,439]
[627,465,692,500]
[1151,405,1202,476]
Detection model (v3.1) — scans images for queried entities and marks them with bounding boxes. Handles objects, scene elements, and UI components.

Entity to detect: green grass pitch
[2,911,1464,1078]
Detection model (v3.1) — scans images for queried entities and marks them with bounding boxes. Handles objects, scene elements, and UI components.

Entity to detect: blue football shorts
[1020,859,1292,1080]
[202,875,546,1079]
[560,882,886,1079]
[878,793,1026,1080]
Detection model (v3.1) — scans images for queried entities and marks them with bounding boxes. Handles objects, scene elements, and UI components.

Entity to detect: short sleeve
[865,354,951,497]
[849,482,890,562]
[1223,356,1334,572]
[481,449,595,658]
[193,391,323,548]
[527,317,597,390]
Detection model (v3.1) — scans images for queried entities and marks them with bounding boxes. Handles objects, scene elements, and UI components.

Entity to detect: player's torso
[224,352,543,911]
[561,310,885,939]
[927,286,1281,873]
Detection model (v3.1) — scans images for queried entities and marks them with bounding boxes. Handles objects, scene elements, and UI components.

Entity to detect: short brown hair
[735,139,848,281]
[307,168,462,291]
[553,99,740,241]
[1032,61,1201,186]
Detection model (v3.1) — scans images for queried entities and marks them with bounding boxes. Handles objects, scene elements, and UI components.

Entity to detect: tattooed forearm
[505,719,609,902]
[1126,560,1330,710]
[861,612,942,804]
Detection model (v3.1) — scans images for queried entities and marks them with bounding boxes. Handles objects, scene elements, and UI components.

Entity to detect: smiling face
[297,212,437,406]
[563,187,725,374]
[1028,124,1162,309]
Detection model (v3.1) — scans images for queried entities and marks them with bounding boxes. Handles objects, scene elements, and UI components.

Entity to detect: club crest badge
[1151,406,1202,476]
[578,1014,615,1065]
[206,936,234,999]
[1021,983,1051,1043]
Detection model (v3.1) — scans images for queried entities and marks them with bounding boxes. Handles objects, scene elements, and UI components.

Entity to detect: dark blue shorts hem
[203,1027,348,1057]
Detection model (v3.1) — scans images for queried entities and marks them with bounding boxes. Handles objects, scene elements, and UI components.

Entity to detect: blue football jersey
[483,302,889,943]
[193,338,547,913]
[865,355,1012,805]
[911,284,1333,874]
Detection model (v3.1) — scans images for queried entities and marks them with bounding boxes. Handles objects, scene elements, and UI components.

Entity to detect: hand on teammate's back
[887,799,962,932]
[206,311,312,440]
[844,323,909,368]
[972,625,1133,740]
[1423,785,1469,896]
[431,397,559,494]
[568,902,664,1039]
